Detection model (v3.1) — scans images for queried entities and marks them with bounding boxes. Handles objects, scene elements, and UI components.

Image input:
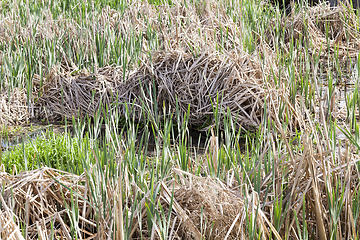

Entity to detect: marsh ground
[1,0,360,239]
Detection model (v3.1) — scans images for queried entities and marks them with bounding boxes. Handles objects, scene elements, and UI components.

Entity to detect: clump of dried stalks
[34,50,290,129]
[267,4,360,55]
[129,171,252,240]
[0,88,28,126]
[0,167,97,239]
[33,66,123,121]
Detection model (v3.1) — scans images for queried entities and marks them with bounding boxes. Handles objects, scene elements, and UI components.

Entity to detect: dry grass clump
[268,4,360,55]
[121,169,276,240]
[130,173,250,240]
[123,50,274,128]
[34,49,294,129]
[0,88,28,126]
[33,66,123,121]
[171,171,247,239]
[0,167,97,239]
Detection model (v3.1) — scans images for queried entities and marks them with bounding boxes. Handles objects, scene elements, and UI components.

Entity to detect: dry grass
[22,0,277,129]
[0,2,358,130]
[0,167,98,239]
[33,66,123,122]
[2,130,358,240]
[0,88,28,126]
[271,4,360,54]
[28,4,360,131]
[0,166,271,240]
[34,50,291,129]
[2,1,360,239]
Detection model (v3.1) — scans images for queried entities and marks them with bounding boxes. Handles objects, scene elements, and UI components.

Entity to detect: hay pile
[33,66,123,121]
[124,50,277,128]
[170,170,257,239]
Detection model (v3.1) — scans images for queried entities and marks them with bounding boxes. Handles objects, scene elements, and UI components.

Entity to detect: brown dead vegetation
[34,50,287,129]
[0,88,28,126]
[0,167,95,239]
[1,132,359,240]
[0,3,358,129]
[1,1,360,239]
[270,4,360,54]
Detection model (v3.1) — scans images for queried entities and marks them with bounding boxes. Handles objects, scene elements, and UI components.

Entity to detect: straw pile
[33,66,123,121]
[129,171,252,240]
